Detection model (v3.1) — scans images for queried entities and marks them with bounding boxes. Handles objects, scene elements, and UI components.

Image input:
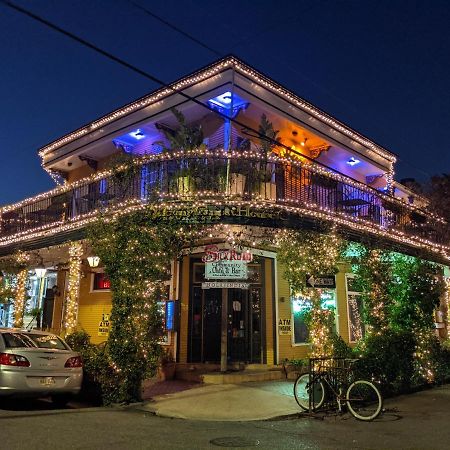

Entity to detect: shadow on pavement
[0,397,94,412]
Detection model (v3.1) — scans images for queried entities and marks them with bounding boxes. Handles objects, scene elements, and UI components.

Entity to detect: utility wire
[1,0,395,188]
[126,0,222,57]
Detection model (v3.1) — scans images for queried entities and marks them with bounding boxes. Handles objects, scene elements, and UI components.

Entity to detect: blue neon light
[208,91,249,118]
[166,301,175,331]
[347,157,360,166]
[129,129,146,140]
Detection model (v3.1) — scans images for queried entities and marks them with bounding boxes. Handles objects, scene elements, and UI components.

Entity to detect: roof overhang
[39,56,397,174]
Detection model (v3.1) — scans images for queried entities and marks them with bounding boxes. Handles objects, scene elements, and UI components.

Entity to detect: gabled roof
[38,55,397,164]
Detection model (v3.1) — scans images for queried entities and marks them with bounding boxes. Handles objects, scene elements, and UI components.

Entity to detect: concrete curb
[0,406,115,420]
[134,401,303,422]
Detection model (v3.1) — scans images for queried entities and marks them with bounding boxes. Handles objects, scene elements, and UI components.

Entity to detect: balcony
[0,150,448,261]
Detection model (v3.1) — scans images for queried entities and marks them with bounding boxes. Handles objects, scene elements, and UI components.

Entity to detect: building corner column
[62,241,83,335]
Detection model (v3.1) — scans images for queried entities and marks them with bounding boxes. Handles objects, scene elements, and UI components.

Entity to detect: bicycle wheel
[294,373,325,411]
[346,380,383,421]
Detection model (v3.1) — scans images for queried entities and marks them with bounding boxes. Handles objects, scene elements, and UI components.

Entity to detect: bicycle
[293,358,383,421]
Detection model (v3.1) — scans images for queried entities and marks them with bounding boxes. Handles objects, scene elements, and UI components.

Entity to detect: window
[92,272,111,291]
[291,290,337,345]
[346,274,365,342]
[3,332,68,350]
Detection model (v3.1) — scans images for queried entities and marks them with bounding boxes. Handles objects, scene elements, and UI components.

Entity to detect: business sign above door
[203,245,253,280]
[205,260,248,279]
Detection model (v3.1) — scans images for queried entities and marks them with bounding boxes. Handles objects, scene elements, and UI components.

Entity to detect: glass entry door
[190,287,222,362]
[188,259,264,364]
[228,288,262,363]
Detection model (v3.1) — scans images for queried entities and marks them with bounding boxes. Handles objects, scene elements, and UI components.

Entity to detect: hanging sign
[278,318,292,335]
[98,313,111,336]
[205,260,248,279]
[203,245,253,280]
[306,275,336,289]
[202,281,250,290]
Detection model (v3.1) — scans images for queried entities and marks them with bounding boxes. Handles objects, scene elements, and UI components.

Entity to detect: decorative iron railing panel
[0,153,447,248]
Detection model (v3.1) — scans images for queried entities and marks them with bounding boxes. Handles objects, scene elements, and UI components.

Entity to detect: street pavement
[0,384,449,449]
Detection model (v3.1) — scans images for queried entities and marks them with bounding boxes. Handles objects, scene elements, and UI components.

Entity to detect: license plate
[40,377,55,386]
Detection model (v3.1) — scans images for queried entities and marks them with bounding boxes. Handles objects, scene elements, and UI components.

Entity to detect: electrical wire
[1,0,397,190]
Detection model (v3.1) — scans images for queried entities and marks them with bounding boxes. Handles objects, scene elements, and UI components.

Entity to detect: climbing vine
[88,209,200,402]
[277,228,343,357]
[350,247,393,334]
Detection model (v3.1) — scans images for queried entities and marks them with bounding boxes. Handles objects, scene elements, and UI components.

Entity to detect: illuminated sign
[202,245,253,263]
[203,245,253,280]
[165,301,176,331]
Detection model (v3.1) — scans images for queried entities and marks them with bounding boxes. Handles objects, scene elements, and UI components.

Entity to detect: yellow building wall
[276,260,352,362]
[76,272,112,345]
[264,258,274,364]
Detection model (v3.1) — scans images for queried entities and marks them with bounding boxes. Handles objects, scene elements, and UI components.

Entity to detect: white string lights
[63,241,83,334]
[38,57,396,170]
[13,251,30,328]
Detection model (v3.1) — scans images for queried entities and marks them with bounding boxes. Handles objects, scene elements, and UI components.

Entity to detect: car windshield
[2,333,68,350]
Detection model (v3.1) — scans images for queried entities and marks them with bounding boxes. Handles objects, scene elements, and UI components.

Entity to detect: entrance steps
[175,363,285,384]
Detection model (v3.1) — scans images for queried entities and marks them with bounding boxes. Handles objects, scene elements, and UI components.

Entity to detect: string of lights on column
[13,251,30,328]
[63,241,83,334]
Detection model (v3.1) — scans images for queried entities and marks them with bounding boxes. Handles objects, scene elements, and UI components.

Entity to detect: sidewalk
[138,379,300,421]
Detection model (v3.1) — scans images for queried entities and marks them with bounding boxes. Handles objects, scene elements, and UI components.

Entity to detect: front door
[188,259,264,364]
[228,288,262,363]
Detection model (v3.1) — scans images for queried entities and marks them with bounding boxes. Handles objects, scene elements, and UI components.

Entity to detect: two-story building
[0,56,448,369]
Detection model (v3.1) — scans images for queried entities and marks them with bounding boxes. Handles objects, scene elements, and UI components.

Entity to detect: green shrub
[431,340,450,384]
[354,330,415,396]
[65,330,91,352]
[65,331,121,405]
[331,333,354,358]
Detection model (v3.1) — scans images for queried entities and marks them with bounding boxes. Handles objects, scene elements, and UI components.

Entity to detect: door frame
[185,245,277,364]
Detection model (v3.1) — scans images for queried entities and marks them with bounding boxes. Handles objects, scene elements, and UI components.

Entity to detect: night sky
[1,0,449,206]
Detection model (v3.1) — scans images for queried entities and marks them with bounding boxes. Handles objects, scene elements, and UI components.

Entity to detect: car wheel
[51,395,72,408]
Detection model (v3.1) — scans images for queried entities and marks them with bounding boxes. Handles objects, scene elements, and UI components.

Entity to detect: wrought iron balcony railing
[0,150,448,254]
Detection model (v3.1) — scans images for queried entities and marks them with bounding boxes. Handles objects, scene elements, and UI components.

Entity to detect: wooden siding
[76,272,112,345]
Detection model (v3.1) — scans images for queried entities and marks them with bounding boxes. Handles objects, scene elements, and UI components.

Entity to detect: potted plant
[158,349,176,381]
[227,138,250,196]
[155,108,205,196]
[256,114,279,201]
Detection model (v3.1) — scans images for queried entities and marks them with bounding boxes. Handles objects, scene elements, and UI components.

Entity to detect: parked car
[0,328,82,406]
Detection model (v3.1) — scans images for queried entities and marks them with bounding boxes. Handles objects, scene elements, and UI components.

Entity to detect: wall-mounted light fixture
[87,256,100,268]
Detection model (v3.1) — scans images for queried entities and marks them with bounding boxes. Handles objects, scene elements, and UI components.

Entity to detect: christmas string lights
[63,241,83,334]
[13,251,30,328]
[38,56,396,168]
[0,150,447,263]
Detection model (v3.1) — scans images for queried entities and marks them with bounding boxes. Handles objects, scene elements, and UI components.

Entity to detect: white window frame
[290,289,338,347]
[345,273,365,343]
[90,270,111,293]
